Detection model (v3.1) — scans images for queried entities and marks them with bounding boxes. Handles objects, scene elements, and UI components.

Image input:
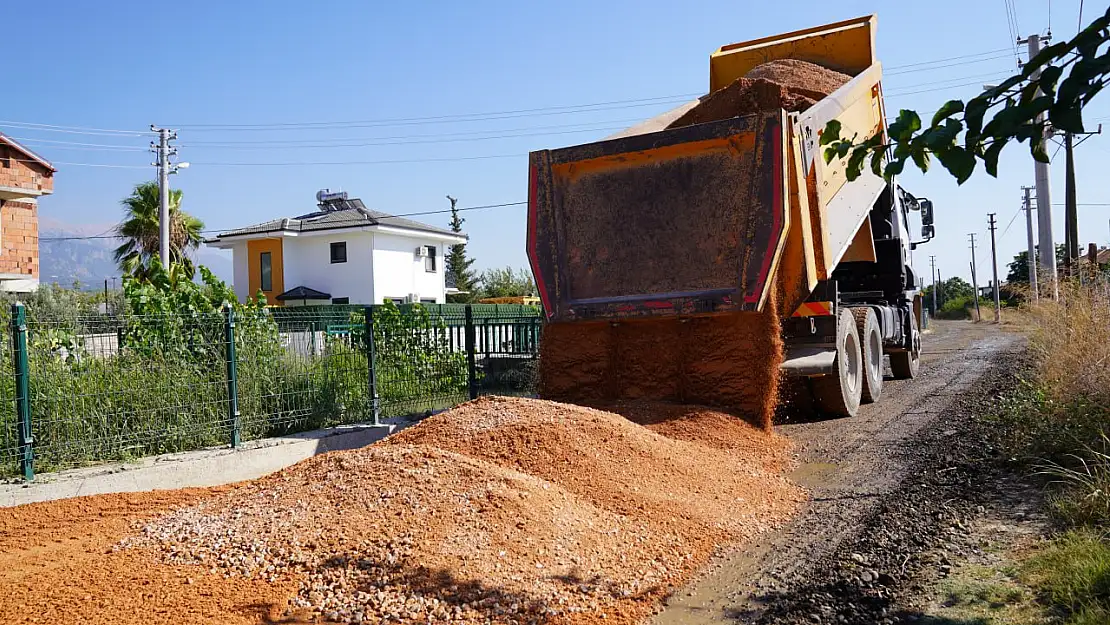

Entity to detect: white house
[206,191,467,306]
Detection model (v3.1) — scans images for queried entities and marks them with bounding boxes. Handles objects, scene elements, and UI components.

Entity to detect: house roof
[276,285,332,301]
[209,197,462,241]
[0,132,56,172]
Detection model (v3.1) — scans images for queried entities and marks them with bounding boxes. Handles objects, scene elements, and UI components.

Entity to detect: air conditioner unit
[414,246,429,257]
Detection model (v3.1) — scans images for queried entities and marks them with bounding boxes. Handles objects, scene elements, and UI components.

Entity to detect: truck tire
[812,308,863,417]
[851,307,883,404]
[890,314,921,379]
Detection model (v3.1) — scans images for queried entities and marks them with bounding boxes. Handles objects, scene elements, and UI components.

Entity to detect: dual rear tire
[811,307,886,417]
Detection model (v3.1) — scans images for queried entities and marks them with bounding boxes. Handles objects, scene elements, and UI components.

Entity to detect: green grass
[1021,530,1110,625]
[927,563,1043,625]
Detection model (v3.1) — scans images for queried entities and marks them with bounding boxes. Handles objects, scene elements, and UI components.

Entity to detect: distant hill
[38,218,233,290]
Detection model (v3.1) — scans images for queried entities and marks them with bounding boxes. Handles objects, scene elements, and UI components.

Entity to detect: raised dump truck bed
[528,113,789,322]
[528,15,934,420]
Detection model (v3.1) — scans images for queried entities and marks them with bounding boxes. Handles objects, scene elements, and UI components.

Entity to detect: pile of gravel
[123,398,803,624]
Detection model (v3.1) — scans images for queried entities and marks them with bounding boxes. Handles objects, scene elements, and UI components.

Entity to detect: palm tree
[114,181,204,279]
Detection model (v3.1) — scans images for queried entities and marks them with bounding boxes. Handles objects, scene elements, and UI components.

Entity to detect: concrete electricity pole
[1022,186,1039,301]
[988,213,1001,322]
[929,255,938,314]
[1019,33,1058,299]
[969,233,981,321]
[150,126,188,269]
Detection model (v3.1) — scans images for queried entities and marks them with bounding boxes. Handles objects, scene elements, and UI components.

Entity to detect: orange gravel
[2,397,803,625]
[0,489,299,625]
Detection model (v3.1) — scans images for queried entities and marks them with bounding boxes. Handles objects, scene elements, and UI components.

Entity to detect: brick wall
[0,144,54,195]
[0,200,38,277]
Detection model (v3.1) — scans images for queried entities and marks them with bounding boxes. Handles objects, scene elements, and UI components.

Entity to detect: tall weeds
[1017,280,1110,527]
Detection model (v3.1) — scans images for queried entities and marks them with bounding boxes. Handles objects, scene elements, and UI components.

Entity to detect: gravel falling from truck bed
[123,398,803,625]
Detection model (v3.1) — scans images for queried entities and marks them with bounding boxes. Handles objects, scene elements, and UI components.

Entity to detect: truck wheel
[812,308,863,417]
[851,307,883,404]
[890,314,921,379]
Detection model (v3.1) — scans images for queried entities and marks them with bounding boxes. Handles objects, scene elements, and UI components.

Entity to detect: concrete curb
[0,419,414,508]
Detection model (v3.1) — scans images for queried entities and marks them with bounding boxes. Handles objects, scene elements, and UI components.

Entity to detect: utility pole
[969,234,982,321]
[1022,186,1039,301]
[1019,33,1058,298]
[152,127,172,268]
[988,213,1001,322]
[1064,132,1079,264]
[929,255,938,314]
[150,126,188,269]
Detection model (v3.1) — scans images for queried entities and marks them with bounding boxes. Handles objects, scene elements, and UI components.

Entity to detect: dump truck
[526,15,936,420]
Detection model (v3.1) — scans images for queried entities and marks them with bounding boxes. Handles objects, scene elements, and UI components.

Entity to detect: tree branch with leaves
[822,7,1110,184]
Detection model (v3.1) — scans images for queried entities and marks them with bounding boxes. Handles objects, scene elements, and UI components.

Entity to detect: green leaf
[935,145,976,184]
[883,157,906,179]
[823,146,837,164]
[984,74,1025,99]
[922,118,962,150]
[1039,65,1064,96]
[836,141,852,159]
[890,109,922,141]
[983,140,1006,176]
[931,99,965,127]
[820,120,842,146]
[846,147,869,181]
[911,149,931,174]
[1022,42,1071,78]
[964,96,990,132]
[1048,101,1085,133]
[1031,138,1050,163]
[870,151,884,177]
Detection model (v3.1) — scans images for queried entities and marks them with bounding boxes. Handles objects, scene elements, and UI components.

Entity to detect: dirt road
[653,320,1025,625]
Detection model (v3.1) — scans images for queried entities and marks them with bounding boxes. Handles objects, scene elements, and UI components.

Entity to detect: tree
[939,276,974,302]
[478,266,536,299]
[823,8,1110,184]
[443,195,478,303]
[114,181,204,280]
[1006,244,1067,283]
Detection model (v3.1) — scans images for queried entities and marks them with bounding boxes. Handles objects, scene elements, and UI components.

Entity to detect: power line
[999,205,1021,239]
[885,53,1015,76]
[171,96,698,131]
[884,48,1012,71]
[19,125,630,153]
[8,137,149,150]
[886,77,1013,97]
[885,70,1013,92]
[39,201,528,241]
[0,121,150,137]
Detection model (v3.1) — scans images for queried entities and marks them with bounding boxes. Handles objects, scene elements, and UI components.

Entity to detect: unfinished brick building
[0,132,54,292]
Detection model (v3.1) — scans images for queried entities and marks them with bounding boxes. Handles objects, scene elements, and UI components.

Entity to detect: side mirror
[919,199,934,226]
[921,224,935,240]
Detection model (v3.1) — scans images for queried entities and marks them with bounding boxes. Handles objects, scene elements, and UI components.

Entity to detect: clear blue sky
[5,0,1107,287]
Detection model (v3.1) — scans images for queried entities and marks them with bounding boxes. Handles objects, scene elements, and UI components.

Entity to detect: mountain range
[38,217,234,290]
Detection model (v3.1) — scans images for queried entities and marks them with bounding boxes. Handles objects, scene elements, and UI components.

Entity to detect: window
[420,298,436,304]
[388,297,405,305]
[424,245,437,272]
[330,241,347,264]
[331,297,350,305]
[259,252,272,292]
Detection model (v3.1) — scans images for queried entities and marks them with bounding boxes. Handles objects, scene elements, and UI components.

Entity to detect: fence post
[364,305,380,426]
[223,304,241,448]
[465,305,478,399]
[11,303,32,481]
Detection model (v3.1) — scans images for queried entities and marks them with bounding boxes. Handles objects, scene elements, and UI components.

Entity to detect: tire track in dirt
[651,321,1024,625]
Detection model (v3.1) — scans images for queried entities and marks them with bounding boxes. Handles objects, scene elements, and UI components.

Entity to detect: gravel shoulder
[652,320,1026,625]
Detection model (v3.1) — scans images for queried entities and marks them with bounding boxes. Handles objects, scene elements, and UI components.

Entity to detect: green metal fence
[0,302,542,480]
